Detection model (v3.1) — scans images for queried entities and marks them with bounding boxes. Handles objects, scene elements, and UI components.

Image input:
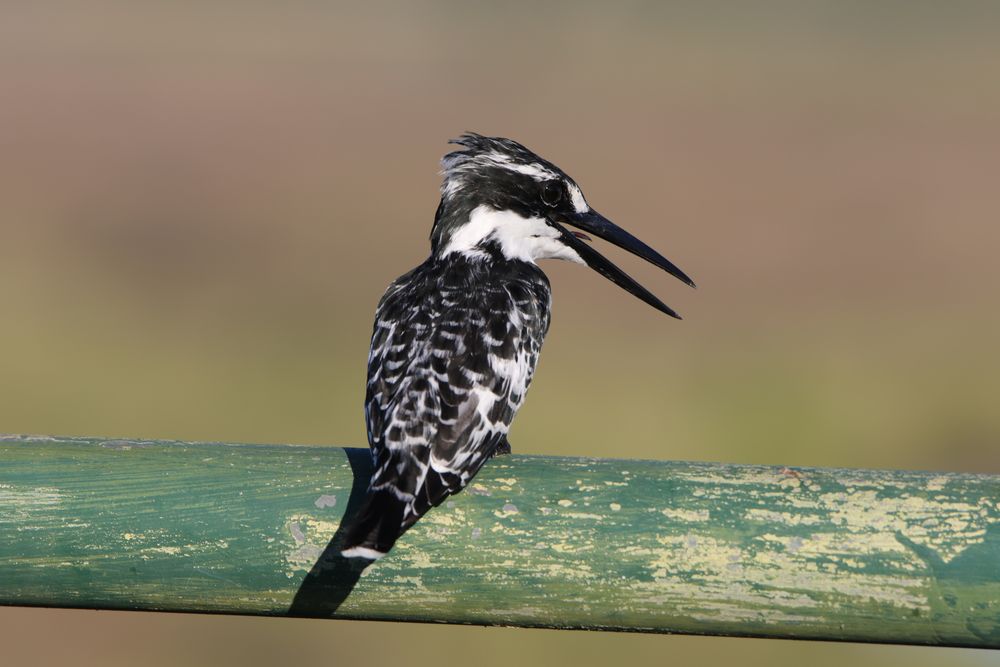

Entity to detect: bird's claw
[492,437,512,458]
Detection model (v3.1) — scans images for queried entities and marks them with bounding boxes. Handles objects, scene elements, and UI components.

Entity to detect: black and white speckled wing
[341,258,551,559]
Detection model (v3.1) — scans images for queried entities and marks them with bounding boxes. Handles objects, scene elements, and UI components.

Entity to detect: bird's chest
[466,275,551,405]
[374,261,551,404]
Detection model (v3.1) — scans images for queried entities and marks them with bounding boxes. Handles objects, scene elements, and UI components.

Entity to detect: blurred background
[1,1,998,665]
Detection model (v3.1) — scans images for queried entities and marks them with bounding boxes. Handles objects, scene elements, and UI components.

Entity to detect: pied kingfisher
[341,133,694,559]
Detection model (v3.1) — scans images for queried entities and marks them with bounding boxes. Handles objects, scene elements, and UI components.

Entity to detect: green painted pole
[0,434,998,647]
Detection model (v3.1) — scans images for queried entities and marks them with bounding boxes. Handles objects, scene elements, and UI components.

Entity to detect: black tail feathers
[340,462,478,560]
[339,489,407,560]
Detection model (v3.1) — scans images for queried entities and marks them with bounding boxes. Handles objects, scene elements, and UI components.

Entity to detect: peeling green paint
[0,434,998,648]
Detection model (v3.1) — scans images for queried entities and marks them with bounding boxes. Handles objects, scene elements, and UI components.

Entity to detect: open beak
[556,209,695,319]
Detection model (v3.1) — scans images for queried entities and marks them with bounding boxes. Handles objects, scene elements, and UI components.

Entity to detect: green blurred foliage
[1,1,998,665]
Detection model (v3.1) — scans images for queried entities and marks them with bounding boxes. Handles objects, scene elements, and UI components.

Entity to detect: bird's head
[430,133,694,318]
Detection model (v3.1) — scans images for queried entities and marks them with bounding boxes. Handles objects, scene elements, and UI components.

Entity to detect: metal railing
[1,434,997,648]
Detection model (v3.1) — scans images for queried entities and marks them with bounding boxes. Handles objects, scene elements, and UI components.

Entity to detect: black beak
[555,209,694,319]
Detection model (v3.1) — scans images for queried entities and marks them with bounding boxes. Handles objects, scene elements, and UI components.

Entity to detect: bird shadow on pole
[287,447,373,617]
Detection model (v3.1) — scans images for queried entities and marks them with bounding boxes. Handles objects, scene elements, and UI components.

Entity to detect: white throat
[441,205,584,265]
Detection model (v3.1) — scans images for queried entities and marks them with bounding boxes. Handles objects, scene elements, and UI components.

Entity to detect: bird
[340,133,694,560]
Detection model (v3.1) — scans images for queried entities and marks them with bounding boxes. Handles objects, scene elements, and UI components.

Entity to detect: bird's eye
[541,181,563,207]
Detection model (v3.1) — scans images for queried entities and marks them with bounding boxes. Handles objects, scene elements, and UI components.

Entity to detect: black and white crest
[430,133,591,257]
[341,133,693,560]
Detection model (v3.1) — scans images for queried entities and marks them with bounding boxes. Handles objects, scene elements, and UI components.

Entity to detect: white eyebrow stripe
[484,152,558,181]
[505,161,556,180]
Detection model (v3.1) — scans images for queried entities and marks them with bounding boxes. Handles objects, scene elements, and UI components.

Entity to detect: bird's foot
[491,437,512,458]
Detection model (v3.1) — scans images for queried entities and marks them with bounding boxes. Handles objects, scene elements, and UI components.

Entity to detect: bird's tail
[340,489,408,560]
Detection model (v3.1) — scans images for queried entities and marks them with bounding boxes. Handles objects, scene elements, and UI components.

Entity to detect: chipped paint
[301,518,340,536]
[288,521,306,544]
[286,543,324,573]
[494,503,519,518]
[404,550,438,569]
[144,546,184,556]
[313,494,337,509]
[745,508,823,526]
[821,490,990,562]
[0,484,63,523]
[1,435,998,648]
[661,508,710,522]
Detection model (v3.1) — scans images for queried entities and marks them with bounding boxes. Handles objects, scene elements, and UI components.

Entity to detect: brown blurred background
[1,1,999,665]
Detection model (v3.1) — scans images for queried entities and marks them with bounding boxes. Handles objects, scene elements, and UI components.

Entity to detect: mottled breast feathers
[347,254,551,554]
